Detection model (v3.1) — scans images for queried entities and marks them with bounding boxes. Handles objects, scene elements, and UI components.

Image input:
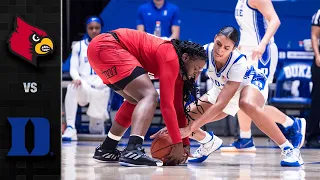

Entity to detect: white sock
[282,116,294,128]
[199,131,213,144]
[131,134,145,140]
[108,131,122,141]
[240,130,252,139]
[279,140,294,150]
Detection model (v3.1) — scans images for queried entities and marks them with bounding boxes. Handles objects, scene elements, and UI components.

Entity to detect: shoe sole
[280,161,301,167]
[93,157,118,163]
[220,146,256,153]
[62,134,78,141]
[119,161,163,167]
[298,118,306,149]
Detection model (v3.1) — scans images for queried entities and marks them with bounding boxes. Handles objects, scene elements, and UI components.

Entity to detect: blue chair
[269,62,312,113]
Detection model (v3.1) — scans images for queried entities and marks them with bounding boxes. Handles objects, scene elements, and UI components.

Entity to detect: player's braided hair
[171,39,207,123]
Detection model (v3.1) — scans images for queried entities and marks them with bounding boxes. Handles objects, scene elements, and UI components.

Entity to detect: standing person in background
[137,0,181,39]
[306,9,320,148]
[220,0,306,152]
[62,16,111,141]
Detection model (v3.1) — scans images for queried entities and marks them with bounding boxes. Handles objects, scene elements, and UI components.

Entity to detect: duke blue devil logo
[8,117,50,156]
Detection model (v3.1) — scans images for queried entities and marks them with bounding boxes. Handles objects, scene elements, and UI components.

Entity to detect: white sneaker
[188,131,223,163]
[280,147,304,167]
[62,126,78,141]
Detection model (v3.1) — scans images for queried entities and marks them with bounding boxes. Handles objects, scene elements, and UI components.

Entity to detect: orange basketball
[151,133,174,161]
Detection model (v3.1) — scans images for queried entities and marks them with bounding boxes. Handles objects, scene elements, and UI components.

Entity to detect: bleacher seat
[269,61,312,114]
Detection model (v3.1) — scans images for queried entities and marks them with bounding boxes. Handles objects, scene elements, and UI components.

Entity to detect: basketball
[151,133,174,161]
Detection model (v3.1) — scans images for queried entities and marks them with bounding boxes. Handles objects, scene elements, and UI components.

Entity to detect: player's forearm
[70,69,82,81]
[260,18,280,45]
[161,108,182,144]
[189,103,224,132]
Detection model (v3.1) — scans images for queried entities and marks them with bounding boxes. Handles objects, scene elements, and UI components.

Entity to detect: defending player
[152,27,304,167]
[87,28,207,166]
[224,0,306,152]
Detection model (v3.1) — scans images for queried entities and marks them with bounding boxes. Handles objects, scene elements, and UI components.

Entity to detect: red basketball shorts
[87,33,145,91]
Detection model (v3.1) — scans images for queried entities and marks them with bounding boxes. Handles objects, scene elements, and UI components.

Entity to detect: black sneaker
[119,145,163,167]
[93,144,121,162]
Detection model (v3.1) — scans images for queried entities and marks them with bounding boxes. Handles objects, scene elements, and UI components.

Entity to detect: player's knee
[239,99,255,114]
[125,98,138,105]
[147,90,159,104]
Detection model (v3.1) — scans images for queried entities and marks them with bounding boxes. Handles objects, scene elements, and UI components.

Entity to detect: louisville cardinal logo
[7,16,54,66]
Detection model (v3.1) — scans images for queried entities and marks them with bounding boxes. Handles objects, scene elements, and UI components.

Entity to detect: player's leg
[239,85,303,167]
[183,90,230,163]
[87,87,111,134]
[224,47,258,152]
[265,43,305,148]
[263,105,306,149]
[62,83,83,141]
[220,109,257,152]
[93,98,136,162]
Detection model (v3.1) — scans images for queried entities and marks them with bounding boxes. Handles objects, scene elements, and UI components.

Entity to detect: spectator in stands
[137,0,181,39]
[62,16,111,141]
[306,9,320,148]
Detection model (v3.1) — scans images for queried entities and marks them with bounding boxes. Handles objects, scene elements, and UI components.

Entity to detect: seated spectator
[62,16,111,141]
[137,0,181,39]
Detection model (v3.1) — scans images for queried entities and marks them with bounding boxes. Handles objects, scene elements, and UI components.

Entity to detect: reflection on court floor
[62,138,320,180]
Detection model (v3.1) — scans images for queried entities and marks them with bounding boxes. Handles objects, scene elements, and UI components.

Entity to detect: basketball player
[62,16,111,141]
[87,28,207,166]
[221,0,307,152]
[152,27,304,167]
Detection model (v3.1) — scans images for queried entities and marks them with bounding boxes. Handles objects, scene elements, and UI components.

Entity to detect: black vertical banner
[0,0,61,179]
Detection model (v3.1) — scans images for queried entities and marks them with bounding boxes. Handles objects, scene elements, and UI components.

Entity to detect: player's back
[113,28,170,73]
[234,0,274,47]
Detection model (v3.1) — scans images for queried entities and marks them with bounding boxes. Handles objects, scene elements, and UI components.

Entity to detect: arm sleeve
[227,57,247,82]
[311,10,320,26]
[157,45,182,144]
[174,78,190,146]
[171,6,181,26]
[69,42,82,81]
[136,6,144,26]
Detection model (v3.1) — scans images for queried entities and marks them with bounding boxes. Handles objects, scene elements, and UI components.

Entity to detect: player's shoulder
[166,2,179,11]
[71,40,82,51]
[203,42,214,53]
[156,42,178,63]
[138,2,152,11]
[231,49,247,66]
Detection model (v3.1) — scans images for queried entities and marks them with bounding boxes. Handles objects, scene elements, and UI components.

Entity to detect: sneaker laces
[281,148,293,159]
[113,149,121,158]
[194,144,206,156]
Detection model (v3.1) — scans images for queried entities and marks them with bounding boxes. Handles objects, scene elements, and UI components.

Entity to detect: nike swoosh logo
[239,140,251,148]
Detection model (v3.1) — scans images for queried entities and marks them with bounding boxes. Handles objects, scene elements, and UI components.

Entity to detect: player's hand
[150,127,168,139]
[181,145,192,163]
[163,142,185,166]
[71,80,81,88]
[252,43,267,61]
[315,54,320,67]
[179,126,192,139]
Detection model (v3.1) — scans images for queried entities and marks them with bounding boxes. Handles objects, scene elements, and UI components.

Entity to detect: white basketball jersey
[70,39,104,87]
[203,43,247,91]
[235,0,274,47]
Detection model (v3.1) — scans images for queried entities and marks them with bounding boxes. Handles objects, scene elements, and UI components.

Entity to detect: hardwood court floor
[62,138,320,180]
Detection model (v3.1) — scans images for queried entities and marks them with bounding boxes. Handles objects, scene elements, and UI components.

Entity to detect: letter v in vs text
[23,82,37,93]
